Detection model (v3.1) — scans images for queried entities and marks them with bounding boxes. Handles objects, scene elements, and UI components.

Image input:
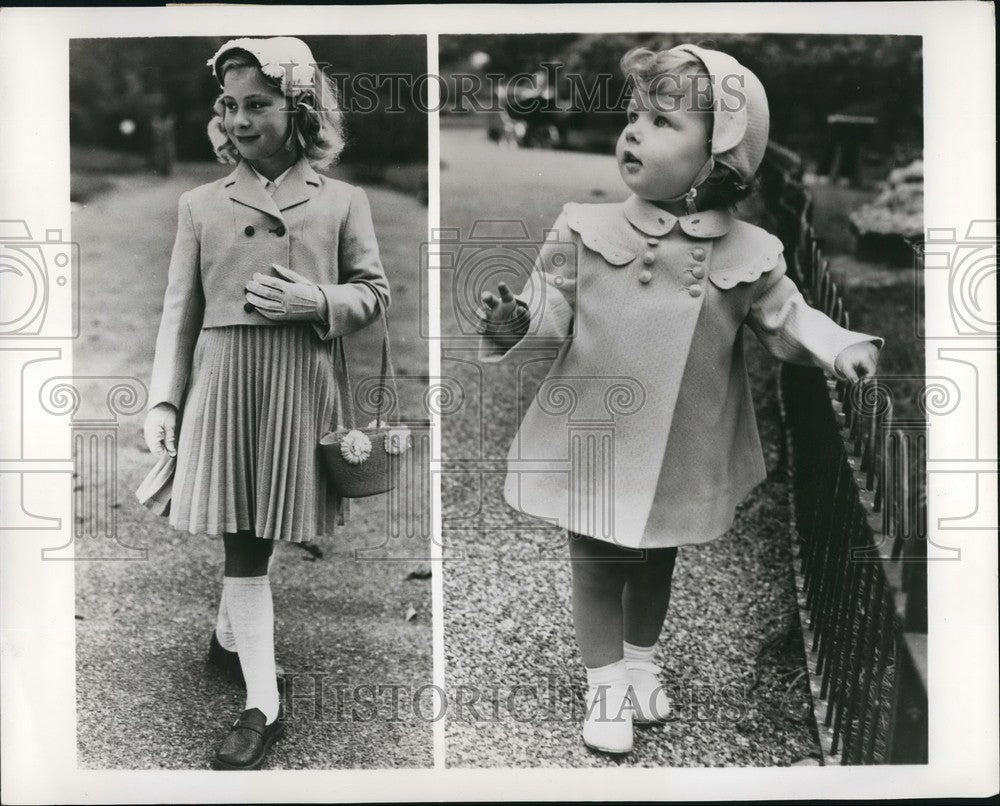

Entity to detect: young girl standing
[478,44,882,754]
[137,36,390,769]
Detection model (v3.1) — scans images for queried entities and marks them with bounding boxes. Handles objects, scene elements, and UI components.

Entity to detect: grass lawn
[337,162,428,205]
[71,145,428,206]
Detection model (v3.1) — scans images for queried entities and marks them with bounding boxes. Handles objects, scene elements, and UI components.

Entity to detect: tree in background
[441,33,923,167]
[70,36,428,166]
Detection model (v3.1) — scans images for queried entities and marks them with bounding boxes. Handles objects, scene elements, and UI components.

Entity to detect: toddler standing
[478,44,881,754]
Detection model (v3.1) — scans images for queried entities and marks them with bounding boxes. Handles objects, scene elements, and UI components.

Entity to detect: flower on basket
[340,430,372,464]
[384,425,412,455]
[366,419,411,455]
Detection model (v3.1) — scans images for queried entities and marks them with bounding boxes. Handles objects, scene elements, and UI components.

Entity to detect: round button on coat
[688,285,702,298]
[691,247,706,261]
[244,225,255,236]
[646,237,660,247]
[638,270,652,284]
[691,266,706,279]
[274,224,287,237]
[642,251,655,265]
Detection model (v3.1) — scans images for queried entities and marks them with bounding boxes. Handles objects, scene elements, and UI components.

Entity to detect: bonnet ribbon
[657,155,716,215]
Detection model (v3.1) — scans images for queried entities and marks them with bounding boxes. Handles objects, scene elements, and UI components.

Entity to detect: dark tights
[568,532,678,668]
[223,531,274,577]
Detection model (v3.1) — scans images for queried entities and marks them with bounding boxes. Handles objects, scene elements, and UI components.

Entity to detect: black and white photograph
[0,3,996,802]
[439,32,931,767]
[67,33,432,770]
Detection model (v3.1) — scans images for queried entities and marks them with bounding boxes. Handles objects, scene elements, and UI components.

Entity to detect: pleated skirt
[167,324,346,542]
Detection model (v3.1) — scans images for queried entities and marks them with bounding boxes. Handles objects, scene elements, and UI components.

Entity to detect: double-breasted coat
[138,156,390,537]
[480,195,881,549]
[148,156,390,412]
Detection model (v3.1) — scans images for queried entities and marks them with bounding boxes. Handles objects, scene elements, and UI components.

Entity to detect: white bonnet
[668,44,770,184]
[207,36,319,96]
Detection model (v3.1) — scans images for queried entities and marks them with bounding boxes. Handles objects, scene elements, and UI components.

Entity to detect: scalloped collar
[622,195,733,239]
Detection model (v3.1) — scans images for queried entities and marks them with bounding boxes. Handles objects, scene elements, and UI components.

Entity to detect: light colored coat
[480,195,881,549]
[149,156,390,410]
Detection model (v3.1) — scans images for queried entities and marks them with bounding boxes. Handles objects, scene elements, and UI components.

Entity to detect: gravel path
[72,162,432,769]
[440,128,818,767]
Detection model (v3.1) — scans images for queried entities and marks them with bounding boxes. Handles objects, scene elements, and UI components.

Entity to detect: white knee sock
[223,576,279,724]
[215,591,237,652]
[216,551,277,653]
[623,641,656,666]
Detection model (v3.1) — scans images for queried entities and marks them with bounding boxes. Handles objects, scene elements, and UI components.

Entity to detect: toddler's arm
[314,186,392,340]
[148,191,205,411]
[478,211,577,363]
[747,256,883,379]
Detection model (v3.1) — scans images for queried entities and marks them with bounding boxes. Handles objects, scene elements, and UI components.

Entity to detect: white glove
[244,263,329,322]
[143,403,178,457]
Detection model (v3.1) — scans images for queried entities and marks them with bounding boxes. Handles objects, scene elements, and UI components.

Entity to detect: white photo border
[0,2,996,802]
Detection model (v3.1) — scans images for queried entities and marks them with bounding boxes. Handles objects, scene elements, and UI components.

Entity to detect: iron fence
[760,145,928,765]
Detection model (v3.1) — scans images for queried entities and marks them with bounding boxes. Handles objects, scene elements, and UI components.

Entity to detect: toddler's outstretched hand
[834,341,881,383]
[476,282,527,344]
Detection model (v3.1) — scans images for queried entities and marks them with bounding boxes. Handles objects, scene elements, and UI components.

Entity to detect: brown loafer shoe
[211,707,285,770]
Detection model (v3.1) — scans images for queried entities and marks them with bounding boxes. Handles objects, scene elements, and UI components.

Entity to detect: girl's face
[615,80,712,205]
[221,65,292,163]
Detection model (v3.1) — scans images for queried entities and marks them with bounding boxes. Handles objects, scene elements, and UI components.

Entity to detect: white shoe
[582,684,633,754]
[626,660,672,725]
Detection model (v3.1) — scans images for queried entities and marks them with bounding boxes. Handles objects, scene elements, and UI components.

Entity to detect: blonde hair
[619,47,710,107]
[206,49,346,170]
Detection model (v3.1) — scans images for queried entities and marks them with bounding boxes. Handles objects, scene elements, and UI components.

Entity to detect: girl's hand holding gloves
[143,403,178,456]
[244,263,329,322]
[143,265,331,459]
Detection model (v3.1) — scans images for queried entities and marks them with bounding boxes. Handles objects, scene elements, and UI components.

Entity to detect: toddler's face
[615,80,711,205]
[221,66,292,163]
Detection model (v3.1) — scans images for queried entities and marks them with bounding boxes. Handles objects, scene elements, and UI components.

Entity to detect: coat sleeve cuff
[311,280,386,341]
[312,284,340,341]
